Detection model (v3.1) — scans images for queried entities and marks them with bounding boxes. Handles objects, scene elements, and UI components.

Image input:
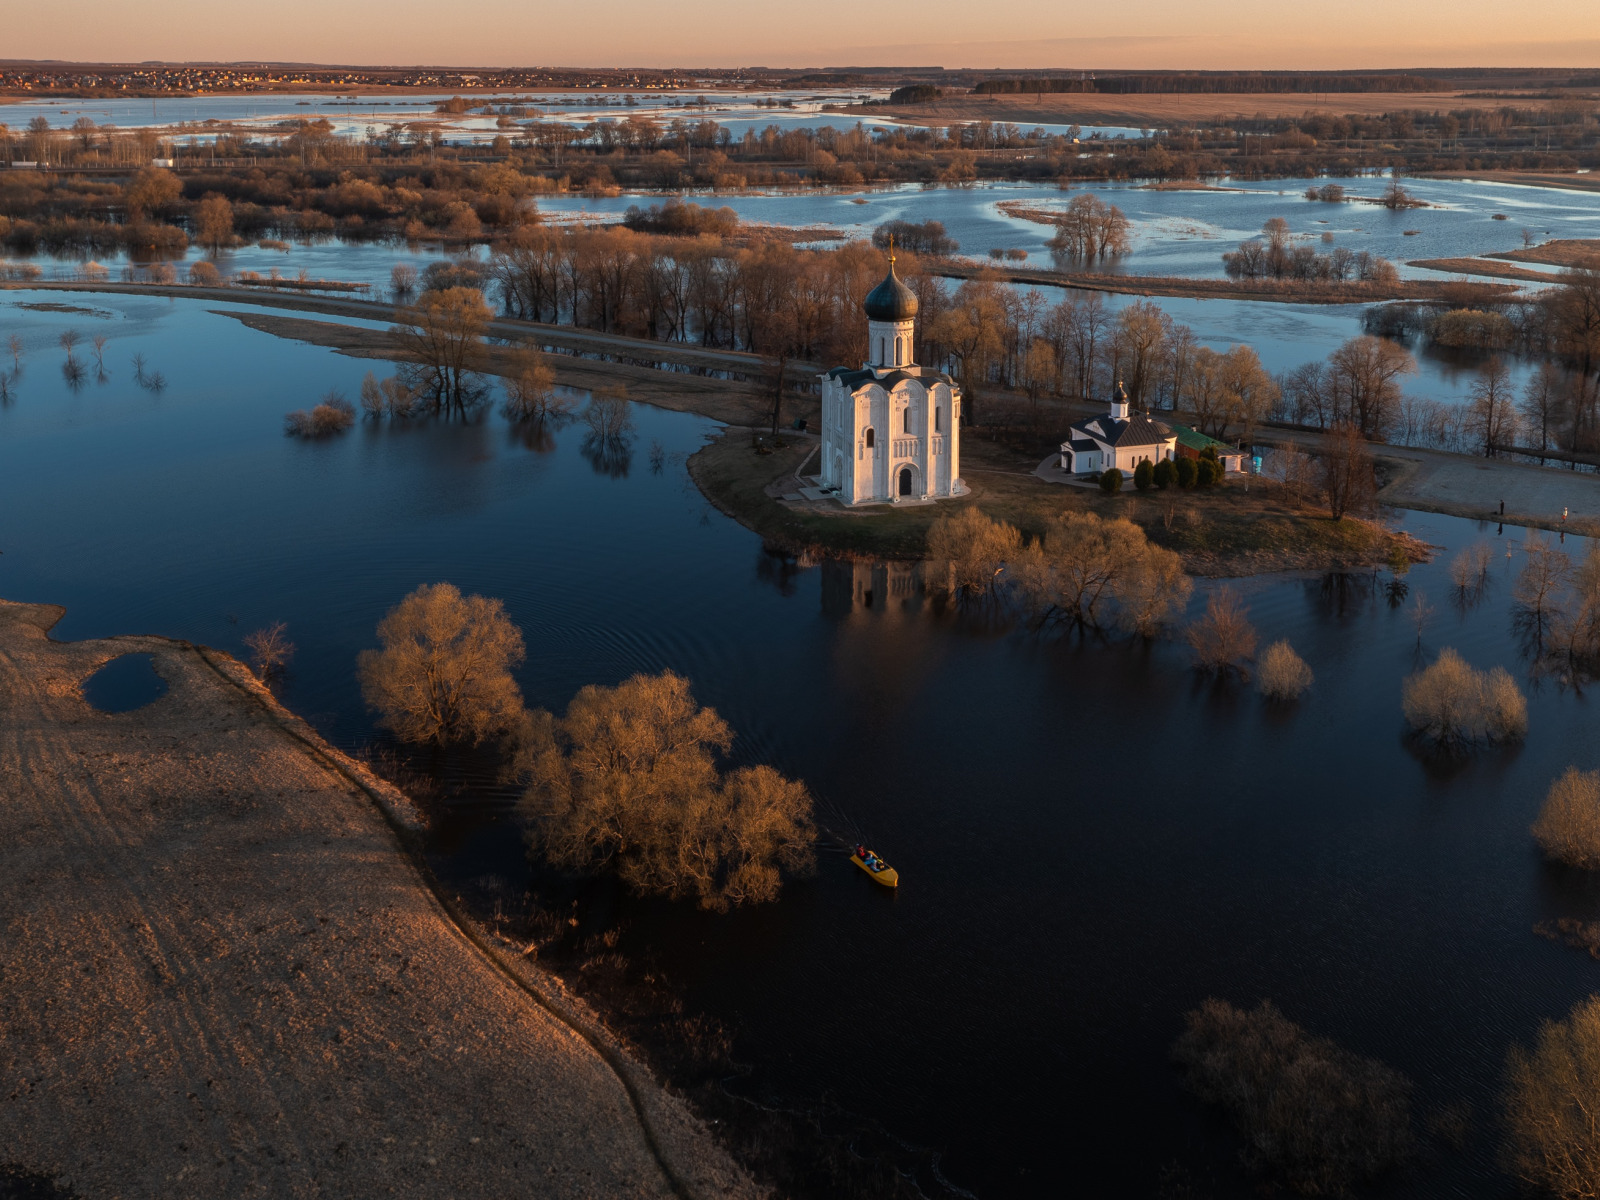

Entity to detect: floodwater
[542,174,1600,280]
[0,89,1145,143]
[10,173,1595,413]
[2,291,1599,1196]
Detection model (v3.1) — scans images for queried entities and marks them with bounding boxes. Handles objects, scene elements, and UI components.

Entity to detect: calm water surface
[2,294,1599,1196]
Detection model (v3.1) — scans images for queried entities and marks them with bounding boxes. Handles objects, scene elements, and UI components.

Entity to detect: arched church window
[934,406,942,433]
[903,408,911,433]
[894,336,902,365]
[865,427,875,448]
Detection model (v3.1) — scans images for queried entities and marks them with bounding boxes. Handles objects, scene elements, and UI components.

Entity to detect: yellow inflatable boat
[850,847,899,888]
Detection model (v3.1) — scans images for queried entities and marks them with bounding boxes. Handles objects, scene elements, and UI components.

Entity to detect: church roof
[863,260,918,321]
[1075,412,1174,448]
[826,366,954,391]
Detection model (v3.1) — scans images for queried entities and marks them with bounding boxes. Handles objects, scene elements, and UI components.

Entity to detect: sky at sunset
[7,0,1599,68]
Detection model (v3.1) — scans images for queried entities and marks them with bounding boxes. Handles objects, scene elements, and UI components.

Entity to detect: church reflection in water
[820,559,921,620]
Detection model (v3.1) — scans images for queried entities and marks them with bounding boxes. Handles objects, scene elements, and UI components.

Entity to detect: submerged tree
[925,507,1023,599]
[1047,193,1131,262]
[1187,588,1258,677]
[392,286,492,415]
[1258,640,1314,701]
[1174,998,1414,1195]
[357,583,526,746]
[1401,647,1527,748]
[1532,768,1600,870]
[1011,510,1190,634]
[1504,994,1600,1200]
[499,345,566,422]
[514,671,816,910]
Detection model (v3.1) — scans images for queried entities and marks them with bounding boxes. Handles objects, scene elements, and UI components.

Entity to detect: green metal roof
[1169,424,1241,453]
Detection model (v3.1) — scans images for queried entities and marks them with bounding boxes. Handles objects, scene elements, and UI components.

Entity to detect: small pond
[81,652,167,713]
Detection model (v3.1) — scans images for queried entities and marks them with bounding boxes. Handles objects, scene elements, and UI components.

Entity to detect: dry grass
[1492,239,1600,269]
[0,598,753,1200]
[689,429,1418,577]
[1408,257,1561,283]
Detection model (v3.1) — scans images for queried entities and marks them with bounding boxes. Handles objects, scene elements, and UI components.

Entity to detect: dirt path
[0,600,758,1200]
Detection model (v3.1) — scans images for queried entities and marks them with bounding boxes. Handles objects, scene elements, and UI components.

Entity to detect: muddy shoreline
[0,598,755,1200]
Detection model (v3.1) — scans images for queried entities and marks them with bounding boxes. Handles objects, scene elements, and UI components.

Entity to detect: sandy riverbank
[0,599,757,1200]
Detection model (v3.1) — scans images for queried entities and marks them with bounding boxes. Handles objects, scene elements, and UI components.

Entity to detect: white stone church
[818,256,965,505]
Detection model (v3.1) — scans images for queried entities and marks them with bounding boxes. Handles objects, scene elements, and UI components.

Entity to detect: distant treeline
[973,74,1441,96]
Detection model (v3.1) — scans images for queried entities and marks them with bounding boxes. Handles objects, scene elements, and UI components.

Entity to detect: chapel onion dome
[863,259,918,321]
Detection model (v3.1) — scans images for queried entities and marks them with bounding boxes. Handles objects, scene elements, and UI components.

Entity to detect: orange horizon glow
[8,0,1600,71]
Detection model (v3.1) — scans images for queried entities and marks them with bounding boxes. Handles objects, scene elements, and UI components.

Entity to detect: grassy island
[689,428,1423,577]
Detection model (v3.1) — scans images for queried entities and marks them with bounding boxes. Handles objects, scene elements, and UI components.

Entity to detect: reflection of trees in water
[580,389,635,478]
[1309,570,1377,619]
[581,431,633,477]
[505,411,570,454]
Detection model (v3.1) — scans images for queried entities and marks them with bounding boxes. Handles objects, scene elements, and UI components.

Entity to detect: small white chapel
[817,254,965,505]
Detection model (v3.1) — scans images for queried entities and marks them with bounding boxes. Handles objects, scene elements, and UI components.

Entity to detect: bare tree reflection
[580,387,635,478]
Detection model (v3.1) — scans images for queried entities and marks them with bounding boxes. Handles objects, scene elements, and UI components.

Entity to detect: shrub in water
[284,391,356,438]
[1258,640,1313,701]
[1401,647,1527,747]
[1504,994,1600,1199]
[1099,467,1124,494]
[1531,768,1600,870]
[1133,460,1154,491]
[1187,587,1258,677]
[1173,998,1413,1194]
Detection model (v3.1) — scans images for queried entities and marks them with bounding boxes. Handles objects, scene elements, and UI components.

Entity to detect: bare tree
[1409,589,1435,642]
[1258,640,1314,700]
[1187,587,1258,677]
[498,346,566,422]
[1466,357,1518,456]
[243,621,295,682]
[357,583,527,745]
[391,287,493,415]
[390,263,418,302]
[1327,336,1414,439]
[1520,363,1569,462]
[6,334,21,371]
[1516,532,1573,617]
[194,193,234,254]
[1504,994,1600,1199]
[1320,422,1376,521]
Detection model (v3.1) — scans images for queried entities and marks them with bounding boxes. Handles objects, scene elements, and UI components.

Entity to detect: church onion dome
[863,260,918,321]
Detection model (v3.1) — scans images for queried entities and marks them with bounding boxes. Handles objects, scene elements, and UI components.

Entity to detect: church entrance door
[898,467,912,497]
